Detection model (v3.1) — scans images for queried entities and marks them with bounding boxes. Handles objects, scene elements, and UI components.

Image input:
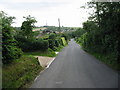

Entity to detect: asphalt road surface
[31,39,118,88]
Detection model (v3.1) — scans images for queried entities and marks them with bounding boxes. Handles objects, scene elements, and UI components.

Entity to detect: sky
[0,0,92,27]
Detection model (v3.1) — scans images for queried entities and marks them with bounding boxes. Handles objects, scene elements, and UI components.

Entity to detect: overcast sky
[0,0,92,27]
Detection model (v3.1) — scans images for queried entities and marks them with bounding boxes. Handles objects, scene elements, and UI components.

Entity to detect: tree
[21,15,37,40]
[79,2,120,69]
[1,11,22,64]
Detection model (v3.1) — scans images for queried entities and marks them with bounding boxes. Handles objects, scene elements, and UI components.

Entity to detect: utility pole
[58,18,61,33]
[46,20,48,26]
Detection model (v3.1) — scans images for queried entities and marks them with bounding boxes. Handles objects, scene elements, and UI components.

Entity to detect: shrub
[33,39,49,51]
[41,40,49,50]
[48,39,55,49]
[61,37,66,46]
[61,33,69,42]
[2,43,23,64]
[15,35,31,51]
[2,11,23,64]
[49,33,56,40]
[58,37,63,46]
[54,39,60,47]
[15,36,49,52]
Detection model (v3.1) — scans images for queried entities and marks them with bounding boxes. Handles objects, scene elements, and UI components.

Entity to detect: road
[31,39,118,88]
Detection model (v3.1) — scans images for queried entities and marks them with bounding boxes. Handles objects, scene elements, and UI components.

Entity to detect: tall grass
[88,52,119,71]
[2,55,43,88]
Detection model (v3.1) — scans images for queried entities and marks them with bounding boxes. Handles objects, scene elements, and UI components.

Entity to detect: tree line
[1,11,69,64]
[72,2,120,70]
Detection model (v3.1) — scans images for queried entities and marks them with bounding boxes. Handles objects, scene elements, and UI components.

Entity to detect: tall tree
[78,2,120,69]
[21,15,37,40]
[1,11,22,64]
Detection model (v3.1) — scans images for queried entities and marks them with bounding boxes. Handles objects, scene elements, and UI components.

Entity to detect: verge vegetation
[1,11,69,88]
[70,2,120,71]
[2,55,42,88]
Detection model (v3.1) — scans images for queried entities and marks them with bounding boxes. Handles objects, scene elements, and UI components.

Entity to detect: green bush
[48,39,55,50]
[49,33,56,40]
[61,37,66,46]
[32,39,49,51]
[2,11,23,64]
[15,35,49,52]
[2,45,23,64]
[2,35,23,64]
[61,33,69,43]
[15,32,67,52]
[48,36,64,50]
[15,35,31,51]
[58,37,63,46]
[54,39,60,47]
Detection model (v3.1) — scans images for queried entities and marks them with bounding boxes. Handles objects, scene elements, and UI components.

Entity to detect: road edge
[34,52,59,82]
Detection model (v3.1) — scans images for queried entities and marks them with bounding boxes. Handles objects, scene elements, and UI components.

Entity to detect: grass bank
[87,51,119,71]
[54,45,64,52]
[2,46,65,88]
[76,41,119,71]
[2,55,43,88]
[24,48,56,57]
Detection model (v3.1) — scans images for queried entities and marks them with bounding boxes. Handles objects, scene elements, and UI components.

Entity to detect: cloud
[0,0,70,11]
[0,0,74,3]
[0,0,92,27]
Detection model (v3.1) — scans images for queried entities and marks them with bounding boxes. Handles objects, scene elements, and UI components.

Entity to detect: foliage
[31,39,49,51]
[15,29,67,52]
[61,37,67,46]
[2,55,42,88]
[15,36,49,52]
[48,33,66,50]
[21,15,37,40]
[61,33,69,42]
[48,39,55,50]
[54,45,64,52]
[69,28,85,38]
[49,33,56,40]
[76,2,120,70]
[24,48,56,57]
[1,11,22,64]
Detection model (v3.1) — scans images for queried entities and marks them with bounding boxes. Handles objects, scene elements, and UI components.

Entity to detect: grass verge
[54,45,64,52]
[2,55,43,88]
[88,51,119,71]
[76,41,119,71]
[24,48,56,57]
